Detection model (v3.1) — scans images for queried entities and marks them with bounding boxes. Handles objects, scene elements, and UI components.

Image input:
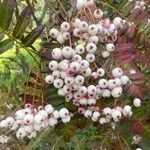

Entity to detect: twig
[56,0,68,18]
[51,136,63,150]
[44,0,61,22]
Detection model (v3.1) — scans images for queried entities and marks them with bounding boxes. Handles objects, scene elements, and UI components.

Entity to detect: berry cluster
[0,104,71,139]
[0,0,143,140]
[132,0,146,10]
[45,0,142,126]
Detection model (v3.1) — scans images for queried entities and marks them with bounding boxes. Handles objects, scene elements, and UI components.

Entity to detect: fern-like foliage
[0,0,45,66]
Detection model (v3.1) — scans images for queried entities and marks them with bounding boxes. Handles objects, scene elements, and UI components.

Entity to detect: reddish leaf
[130,120,143,135]
[116,43,135,63]
[117,35,128,43]
[129,72,144,85]
[124,84,144,99]
[116,43,135,52]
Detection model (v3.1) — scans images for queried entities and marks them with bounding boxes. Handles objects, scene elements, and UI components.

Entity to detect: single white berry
[9,121,18,130]
[49,60,59,71]
[61,116,71,123]
[136,148,142,150]
[82,32,90,41]
[59,108,69,118]
[112,110,122,122]
[80,98,88,105]
[106,43,115,52]
[52,70,61,79]
[103,107,112,116]
[52,110,60,119]
[88,98,96,105]
[94,9,103,19]
[58,88,65,96]
[93,111,100,118]
[38,110,48,119]
[108,79,116,89]
[102,51,110,58]
[120,75,129,85]
[108,24,117,33]
[84,109,92,118]
[80,60,89,69]
[99,117,106,124]
[114,78,122,86]
[49,117,58,126]
[113,17,123,28]
[23,114,34,125]
[79,86,87,95]
[50,28,60,38]
[86,43,97,53]
[66,93,74,102]
[76,0,86,10]
[91,72,98,80]
[70,61,80,72]
[97,24,103,34]
[75,44,85,54]
[5,117,14,126]
[88,24,98,35]
[73,18,81,28]
[73,28,81,37]
[34,114,44,125]
[59,60,69,71]
[61,22,70,32]
[102,89,111,97]
[87,85,97,94]
[78,21,88,32]
[89,36,99,44]
[133,98,141,107]
[112,68,123,78]
[72,54,82,63]
[28,131,37,139]
[45,75,54,84]
[52,48,62,60]
[98,79,108,88]
[62,32,70,40]
[57,35,65,44]
[23,125,33,134]
[81,68,91,77]
[62,46,73,58]
[63,85,72,94]
[86,53,95,62]
[34,124,42,131]
[123,105,131,113]
[16,128,27,139]
[111,87,122,98]
[65,77,74,85]
[53,78,64,89]
[0,120,8,128]
[15,110,25,120]
[75,75,84,85]
[97,68,105,77]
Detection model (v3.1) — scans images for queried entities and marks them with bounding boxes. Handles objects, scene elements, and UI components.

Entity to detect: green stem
[51,136,63,150]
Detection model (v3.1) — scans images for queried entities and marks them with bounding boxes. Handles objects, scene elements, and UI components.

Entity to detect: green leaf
[13,5,32,39]
[0,30,4,41]
[22,25,45,46]
[0,39,14,54]
[0,0,15,30]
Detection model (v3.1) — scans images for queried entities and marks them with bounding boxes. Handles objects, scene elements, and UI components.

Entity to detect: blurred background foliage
[0,0,150,149]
